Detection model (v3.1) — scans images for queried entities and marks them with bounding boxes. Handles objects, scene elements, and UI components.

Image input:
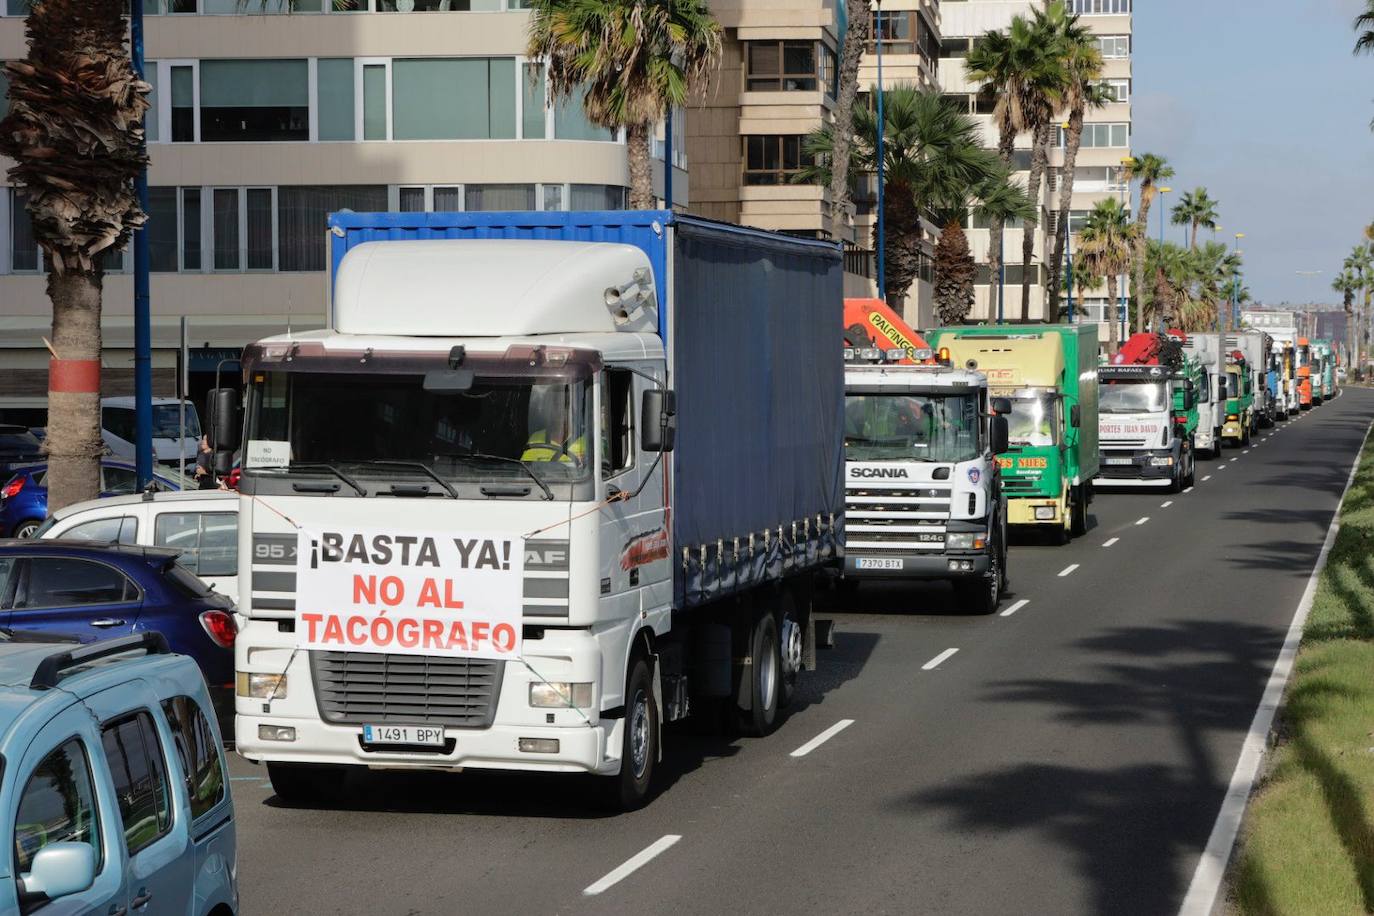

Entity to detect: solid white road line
[922,648,960,670]
[789,719,855,758]
[1102,537,1119,548]
[1201,475,1212,482]
[1178,421,1372,916]
[1184,487,1195,494]
[1161,501,1173,508]
[1000,599,1030,618]
[1057,564,1079,577]
[584,836,683,896]
[1135,516,1150,526]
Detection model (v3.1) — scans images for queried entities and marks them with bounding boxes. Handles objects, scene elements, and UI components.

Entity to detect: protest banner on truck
[294,527,523,661]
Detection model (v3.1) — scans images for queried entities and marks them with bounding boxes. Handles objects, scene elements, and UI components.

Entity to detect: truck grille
[310,652,504,728]
[1002,478,1044,494]
[846,484,949,550]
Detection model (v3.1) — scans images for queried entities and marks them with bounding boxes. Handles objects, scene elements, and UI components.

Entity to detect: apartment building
[686,0,941,323]
[938,0,1133,325]
[0,1,685,409]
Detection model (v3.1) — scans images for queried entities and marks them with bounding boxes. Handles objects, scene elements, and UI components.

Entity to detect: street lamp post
[1066,219,1074,324]
[1231,232,1244,329]
[131,0,153,490]
[875,0,886,302]
[1118,158,1130,341]
[1158,186,1170,246]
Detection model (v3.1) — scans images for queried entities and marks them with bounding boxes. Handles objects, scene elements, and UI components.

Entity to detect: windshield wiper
[283,463,368,497]
[455,452,554,501]
[352,460,459,499]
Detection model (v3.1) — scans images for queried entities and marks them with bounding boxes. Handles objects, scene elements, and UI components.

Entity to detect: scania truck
[926,325,1099,543]
[1178,332,1226,457]
[840,300,1010,613]
[217,211,844,810]
[1097,332,1199,491]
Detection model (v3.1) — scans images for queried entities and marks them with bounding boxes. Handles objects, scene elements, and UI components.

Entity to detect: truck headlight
[1034,506,1057,520]
[529,682,593,709]
[237,672,287,699]
[1150,456,1174,466]
[945,533,987,550]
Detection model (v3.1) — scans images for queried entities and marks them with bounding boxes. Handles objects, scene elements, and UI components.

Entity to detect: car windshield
[844,392,981,463]
[0,428,41,456]
[150,404,201,439]
[1100,381,1169,414]
[246,369,594,486]
[1005,395,1057,447]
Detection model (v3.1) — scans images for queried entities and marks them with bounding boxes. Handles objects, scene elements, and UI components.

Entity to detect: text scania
[851,467,911,479]
[295,526,525,661]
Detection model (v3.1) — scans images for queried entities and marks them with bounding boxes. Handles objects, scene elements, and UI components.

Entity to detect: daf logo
[851,468,910,479]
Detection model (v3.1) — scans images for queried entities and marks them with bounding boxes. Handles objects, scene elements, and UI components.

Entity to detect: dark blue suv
[0,541,235,718]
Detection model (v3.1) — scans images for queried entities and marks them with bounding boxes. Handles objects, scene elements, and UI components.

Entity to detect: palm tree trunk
[828,0,872,233]
[46,268,105,511]
[1132,188,1152,335]
[1189,220,1198,250]
[1047,107,1086,320]
[626,122,655,209]
[1106,273,1120,355]
[1021,123,1051,321]
[987,129,1015,323]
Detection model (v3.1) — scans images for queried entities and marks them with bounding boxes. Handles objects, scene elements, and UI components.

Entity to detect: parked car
[0,424,43,473]
[35,490,240,603]
[0,631,237,915]
[0,459,194,539]
[0,541,235,720]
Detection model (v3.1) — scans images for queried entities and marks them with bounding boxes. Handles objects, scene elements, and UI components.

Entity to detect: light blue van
[0,632,237,915]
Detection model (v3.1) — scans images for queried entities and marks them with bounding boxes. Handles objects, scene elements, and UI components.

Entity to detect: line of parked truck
[0,209,1344,815]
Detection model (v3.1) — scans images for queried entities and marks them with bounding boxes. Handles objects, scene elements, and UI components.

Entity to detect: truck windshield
[1005,395,1057,447]
[245,371,593,486]
[1099,381,1169,414]
[844,393,980,463]
[1223,373,1240,398]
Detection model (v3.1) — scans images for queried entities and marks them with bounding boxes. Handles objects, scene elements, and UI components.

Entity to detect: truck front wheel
[735,608,781,737]
[955,534,1003,615]
[602,657,658,811]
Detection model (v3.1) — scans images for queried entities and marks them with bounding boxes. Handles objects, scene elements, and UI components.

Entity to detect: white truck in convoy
[217,211,844,810]
[1179,333,1226,457]
[838,302,1010,613]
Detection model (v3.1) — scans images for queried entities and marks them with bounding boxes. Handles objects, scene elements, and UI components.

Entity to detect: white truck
[217,211,844,810]
[1179,333,1226,458]
[840,347,1010,613]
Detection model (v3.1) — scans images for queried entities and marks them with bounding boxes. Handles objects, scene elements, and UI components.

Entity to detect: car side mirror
[990,397,1012,416]
[1069,404,1081,429]
[207,388,240,451]
[641,389,677,453]
[990,416,1009,455]
[20,842,96,903]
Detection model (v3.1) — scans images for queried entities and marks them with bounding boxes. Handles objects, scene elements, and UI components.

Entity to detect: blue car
[0,632,237,915]
[0,460,193,538]
[0,541,236,720]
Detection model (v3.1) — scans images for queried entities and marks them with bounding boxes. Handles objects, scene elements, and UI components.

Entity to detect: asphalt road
[228,387,1374,916]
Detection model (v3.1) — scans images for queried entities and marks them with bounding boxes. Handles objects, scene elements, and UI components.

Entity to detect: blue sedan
[0,460,193,538]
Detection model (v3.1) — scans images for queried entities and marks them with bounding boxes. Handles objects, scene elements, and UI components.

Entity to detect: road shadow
[909,618,1281,915]
[820,578,985,617]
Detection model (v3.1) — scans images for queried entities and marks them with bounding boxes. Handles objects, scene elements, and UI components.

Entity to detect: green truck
[926,325,1100,542]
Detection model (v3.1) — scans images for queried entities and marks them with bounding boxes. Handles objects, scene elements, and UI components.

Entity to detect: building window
[182,187,202,270]
[569,184,628,210]
[1099,79,1130,104]
[745,41,833,92]
[200,59,309,142]
[9,190,37,272]
[147,187,179,272]
[1070,0,1131,13]
[554,85,615,141]
[392,58,515,140]
[465,184,536,211]
[278,185,387,271]
[941,38,971,59]
[522,62,547,139]
[1097,35,1131,59]
[171,64,196,142]
[743,135,814,186]
[1057,122,1129,148]
[870,10,939,60]
[318,58,355,141]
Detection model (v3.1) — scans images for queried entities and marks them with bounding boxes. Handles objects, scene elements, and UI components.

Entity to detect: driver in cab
[522,387,587,464]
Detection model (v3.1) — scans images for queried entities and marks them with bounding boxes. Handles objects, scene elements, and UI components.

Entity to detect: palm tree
[1356,1,1374,55]
[1045,15,1108,317]
[1122,152,1174,332]
[1076,197,1135,354]
[935,167,1036,325]
[1333,270,1359,317]
[827,0,873,230]
[798,85,1012,307]
[967,13,1060,322]
[1143,240,1194,330]
[1001,2,1069,317]
[526,0,722,209]
[0,0,150,511]
[1169,187,1219,250]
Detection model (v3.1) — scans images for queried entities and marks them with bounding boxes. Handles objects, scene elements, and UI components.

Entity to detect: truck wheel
[735,609,781,737]
[602,657,658,811]
[777,591,803,710]
[956,539,1002,614]
[267,762,346,806]
[1069,486,1088,537]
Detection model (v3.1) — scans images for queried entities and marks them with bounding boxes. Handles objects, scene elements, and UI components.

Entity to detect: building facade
[938,0,1133,326]
[0,1,685,411]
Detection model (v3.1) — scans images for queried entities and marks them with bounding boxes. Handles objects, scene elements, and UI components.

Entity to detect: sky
[1133,0,1374,305]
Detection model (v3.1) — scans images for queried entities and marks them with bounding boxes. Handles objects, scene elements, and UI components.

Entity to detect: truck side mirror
[641,389,677,453]
[1069,404,1081,429]
[990,397,1012,416]
[207,388,240,451]
[990,416,1009,455]
[1217,381,1227,400]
